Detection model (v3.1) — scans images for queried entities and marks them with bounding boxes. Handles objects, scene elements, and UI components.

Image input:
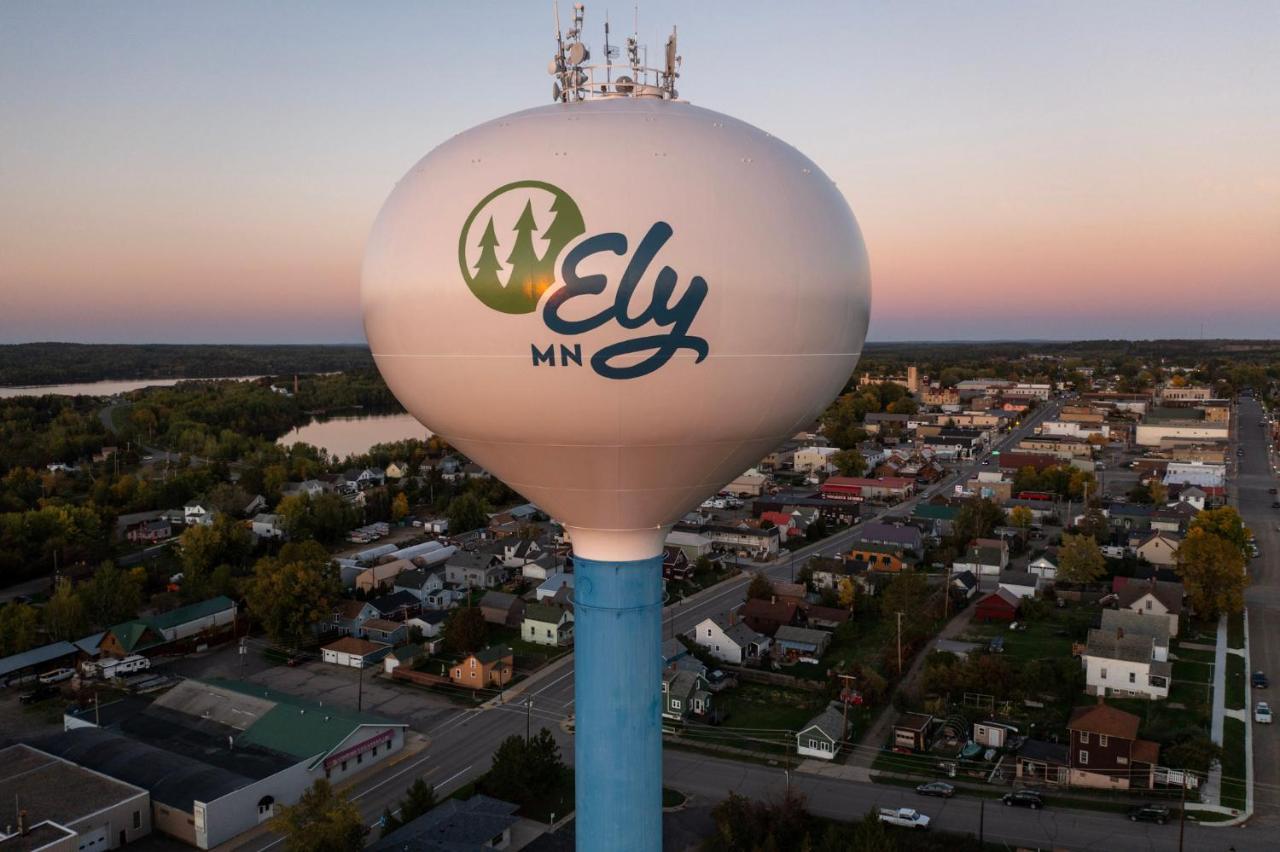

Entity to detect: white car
[38,668,74,685]
[1256,702,1272,724]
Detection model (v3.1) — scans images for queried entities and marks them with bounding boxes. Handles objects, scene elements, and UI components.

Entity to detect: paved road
[1239,397,1279,823]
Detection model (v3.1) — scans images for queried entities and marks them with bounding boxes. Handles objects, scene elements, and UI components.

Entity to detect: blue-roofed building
[369,795,519,851]
[0,640,78,685]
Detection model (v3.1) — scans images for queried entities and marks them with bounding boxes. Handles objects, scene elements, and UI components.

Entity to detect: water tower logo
[458,180,710,380]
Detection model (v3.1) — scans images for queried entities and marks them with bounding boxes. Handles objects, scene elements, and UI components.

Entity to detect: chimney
[728,609,736,626]
[17,810,27,836]
[770,595,776,605]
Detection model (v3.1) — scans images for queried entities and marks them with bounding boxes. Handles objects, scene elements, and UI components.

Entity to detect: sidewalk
[1203,613,1228,806]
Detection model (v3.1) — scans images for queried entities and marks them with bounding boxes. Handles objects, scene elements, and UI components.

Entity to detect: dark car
[18,684,58,705]
[1002,790,1043,809]
[1273,502,1280,510]
[916,781,956,798]
[1127,804,1170,824]
[1253,671,1269,689]
[1270,487,1278,494]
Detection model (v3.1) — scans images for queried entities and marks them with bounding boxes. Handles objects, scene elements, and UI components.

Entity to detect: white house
[321,636,391,669]
[183,503,214,526]
[1100,609,1170,661]
[1116,579,1184,636]
[535,572,575,602]
[796,704,847,761]
[953,538,1009,577]
[1135,532,1181,567]
[997,570,1041,600]
[522,603,574,647]
[1083,628,1170,700]
[251,513,285,539]
[692,613,770,665]
[792,446,840,474]
[1177,486,1207,511]
[1028,553,1058,582]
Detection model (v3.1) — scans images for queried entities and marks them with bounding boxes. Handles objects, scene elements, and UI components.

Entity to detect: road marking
[351,755,438,801]
[435,763,474,794]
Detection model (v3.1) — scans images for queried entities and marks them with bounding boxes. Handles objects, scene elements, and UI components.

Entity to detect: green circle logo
[457,180,586,314]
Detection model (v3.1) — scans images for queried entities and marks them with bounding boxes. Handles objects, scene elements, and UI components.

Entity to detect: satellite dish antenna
[568,42,589,65]
[553,82,562,101]
[615,74,634,94]
[548,57,562,75]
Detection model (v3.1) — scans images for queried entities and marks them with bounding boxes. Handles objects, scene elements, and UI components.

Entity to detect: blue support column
[574,554,663,852]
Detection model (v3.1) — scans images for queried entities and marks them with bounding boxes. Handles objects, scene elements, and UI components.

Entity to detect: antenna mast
[548,3,680,102]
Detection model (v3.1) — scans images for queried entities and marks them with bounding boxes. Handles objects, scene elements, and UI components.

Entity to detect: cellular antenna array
[550,3,680,102]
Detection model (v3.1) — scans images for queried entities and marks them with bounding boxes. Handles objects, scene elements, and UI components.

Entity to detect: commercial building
[0,744,151,851]
[42,678,407,849]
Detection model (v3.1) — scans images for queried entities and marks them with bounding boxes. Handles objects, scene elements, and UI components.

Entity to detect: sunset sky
[1,1,1277,343]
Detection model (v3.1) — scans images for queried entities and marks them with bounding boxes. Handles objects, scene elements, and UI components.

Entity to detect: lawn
[1171,643,1216,665]
[959,616,1077,663]
[676,682,863,757]
[1225,653,1245,711]
[1221,716,1246,811]
[786,610,899,681]
[1228,612,1245,650]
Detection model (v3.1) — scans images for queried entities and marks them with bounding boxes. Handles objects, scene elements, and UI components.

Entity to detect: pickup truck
[877,807,930,829]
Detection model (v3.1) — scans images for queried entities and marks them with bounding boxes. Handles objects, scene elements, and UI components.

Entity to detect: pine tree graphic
[534,191,586,285]
[504,200,543,305]
[471,217,504,303]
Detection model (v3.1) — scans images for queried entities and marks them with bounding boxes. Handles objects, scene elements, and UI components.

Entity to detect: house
[893,712,933,752]
[742,597,799,637]
[911,502,960,538]
[693,613,770,665]
[445,551,507,589]
[953,537,1010,576]
[1028,551,1058,582]
[662,669,712,720]
[974,589,1021,623]
[251,513,286,540]
[479,591,525,628]
[792,445,840,474]
[362,619,408,646]
[773,625,831,663]
[1135,531,1181,567]
[796,703,848,761]
[1176,485,1207,511]
[404,610,449,640]
[369,590,423,622]
[820,476,914,503]
[522,603,573,646]
[857,522,923,554]
[997,570,1041,600]
[498,537,542,569]
[183,503,214,526]
[535,571,575,602]
[355,558,415,594]
[520,551,559,582]
[1116,579,1184,635]
[1068,703,1160,789]
[847,542,908,573]
[281,479,329,499]
[1083,628,1170,700]
[662,637,690,668]
[383,461,410,480]
[949,570,978,600]
[367,795,519,852]
[803,605,852,631]
[1016,739,1070,786]
[727,468,769,497]
[663,546,692,581]
[704,524,779,559]
[99,596,238,657]
[322,636,391,668]
[665,530,714,560]
[450,646,514,689]
[331,600,380,637]
[392,567,446,602]
[128,518,173,543]
[1100,609,1171,660]
[770,580,807,607]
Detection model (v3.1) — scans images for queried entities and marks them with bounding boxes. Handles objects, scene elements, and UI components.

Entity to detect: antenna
[546,3,683,102]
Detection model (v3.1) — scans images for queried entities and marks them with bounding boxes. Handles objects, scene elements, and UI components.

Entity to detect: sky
[1,1,1277,344]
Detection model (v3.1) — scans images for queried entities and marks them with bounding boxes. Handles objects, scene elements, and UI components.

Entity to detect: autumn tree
[0,601,40,656]
[831,449,867,477]
[391,492,409,522]
[1188,507,1251,559]
[1176,527,1248,616]
[79,561,145,629]
[44,577,86,641]
[837,577,856,610]
[1009,506,1033,532]
[270,779,364,852]
[245,542,342,647]
[443,606,487,654]
[1056,533,1106,585]
[746,572,774,601]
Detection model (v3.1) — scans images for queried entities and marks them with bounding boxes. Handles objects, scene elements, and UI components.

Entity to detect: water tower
[362,7,870,849]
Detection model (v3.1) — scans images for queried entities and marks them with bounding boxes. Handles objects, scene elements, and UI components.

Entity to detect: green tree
[1056,533,1106,584]
[819,395,871,450]
[1009,505,1033,532]
[950,497,1005,548]
[0,601,40,656]
[269,778,364,852]
[379,777,436,838]
[831,449,866,477]
[850,809,895,852]
[1163,734,1223,776]
[79,561,144,629]
[746,572,773,600]
[245,542,342,647]
[446,492,491,535]
[481,729,568,811]
[880,571,930,619]
[443,606,487,654]
[44,577,86,641]
[1176,527,1248,616]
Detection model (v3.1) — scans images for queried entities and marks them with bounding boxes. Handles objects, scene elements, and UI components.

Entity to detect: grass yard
[1171,644,1216,664]
[1221,716,1246,811]
[1228,612,1245,650]
[787,611,898,680]
[1225,653,1246,711]
[1080,694,1209,746]
[959,618,1075,663]
[715,682,829,733]
[1184,618,1220,645]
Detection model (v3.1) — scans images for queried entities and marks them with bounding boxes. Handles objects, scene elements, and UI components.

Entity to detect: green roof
[474,645,514,664]
[110,620,159,653]
[206,678,402,763]
[150,596,235,631]
[912,504,960,521]
[524,603,566,624]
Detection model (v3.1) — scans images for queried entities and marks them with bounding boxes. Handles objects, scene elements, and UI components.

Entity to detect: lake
[277,413,430,458]
[0,376,262,399]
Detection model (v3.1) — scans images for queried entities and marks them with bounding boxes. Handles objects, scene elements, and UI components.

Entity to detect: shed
[893,712,934,753]
[974,589,1021,623]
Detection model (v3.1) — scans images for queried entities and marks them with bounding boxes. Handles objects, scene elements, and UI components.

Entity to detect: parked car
[1256,702,1272,724]
[1273,501,1280,509]
[1127,804,1170,824]
[1253,671,1269,689]
[877,807,931,829]
[1002,790,1044,809]
[18,684,58,705]
[915,782,955,799]
[38,668,74,685]
[1269,487,1278,495]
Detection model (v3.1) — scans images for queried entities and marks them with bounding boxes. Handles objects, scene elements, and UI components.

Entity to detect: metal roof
[0,641,78,679]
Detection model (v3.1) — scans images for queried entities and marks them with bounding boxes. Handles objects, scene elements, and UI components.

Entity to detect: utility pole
[837,673,857,738]
[358,660,365,712]
[1177,770,1187,852]
[526,697,533,742]
[978,799,985,846]
[896,611,904,676]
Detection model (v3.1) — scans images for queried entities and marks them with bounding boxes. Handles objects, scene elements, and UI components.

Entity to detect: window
[1129,672,1136,684]
[1080,732,1089,744]
[1079,750,1089,765]
[342,760,348,771]
[357,753,363,764]
[546,629,552,638]
[133,810,141,829]
[1100,668,1107,680]
[706,629,712,637]
[1117,756,1128,765]
[1099,735,1109,747]
[671,699,681,709]
[820,741,831,752]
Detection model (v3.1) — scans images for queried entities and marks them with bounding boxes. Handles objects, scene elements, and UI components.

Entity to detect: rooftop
[369,795,519,852]
[0,745,147,833]
[1068,703,1141,739]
